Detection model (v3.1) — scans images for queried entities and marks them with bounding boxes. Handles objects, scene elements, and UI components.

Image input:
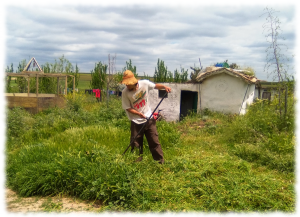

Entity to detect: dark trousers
[130,119,164,163]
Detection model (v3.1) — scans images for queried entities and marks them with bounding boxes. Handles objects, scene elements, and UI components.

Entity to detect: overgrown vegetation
[5,91,295,212]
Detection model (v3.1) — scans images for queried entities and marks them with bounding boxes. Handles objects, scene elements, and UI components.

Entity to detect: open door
[180,90,198,120]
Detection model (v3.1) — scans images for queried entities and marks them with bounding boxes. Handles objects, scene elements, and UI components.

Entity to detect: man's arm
[122,91,146,118]
[126,108,146,119]
[154,84,171,92]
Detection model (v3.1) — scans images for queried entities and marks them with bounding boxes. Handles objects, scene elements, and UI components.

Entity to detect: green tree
[122,59,138,77]
[37,55,76,93]
[115,71,124,83]
[166,71,173,82]
[16,60,27,93]
[190,67,202,81]
[67,63,80,89]
[75,64,80,87]
[42,55,77,93]
[39,62,57,94]
[174,69,181,83]
[172,68,189,83]
[5,63,13,92]
[40,54,75,94]
[154,58,168,82]
[51,54,74,74]
[142,72,151,80]
[180,68,189,83]
[90,61,107,90]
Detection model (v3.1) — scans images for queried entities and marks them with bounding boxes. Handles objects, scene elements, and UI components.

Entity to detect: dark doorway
[180,90,198,120]
[262,91,271,101]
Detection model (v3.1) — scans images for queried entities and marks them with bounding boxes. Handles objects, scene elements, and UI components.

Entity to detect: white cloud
[2,1,297,80]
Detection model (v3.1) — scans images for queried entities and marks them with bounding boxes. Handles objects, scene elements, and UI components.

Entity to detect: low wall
[5,94,66,114]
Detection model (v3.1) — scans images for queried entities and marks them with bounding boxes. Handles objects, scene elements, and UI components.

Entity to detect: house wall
[240,84,255,115]
[147,74,256,121]
[254,88,260,99]
[148,83,200,122]
[199,73,255,114]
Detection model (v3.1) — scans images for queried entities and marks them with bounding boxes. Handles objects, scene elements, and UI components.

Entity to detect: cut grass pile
[5,94,295,212]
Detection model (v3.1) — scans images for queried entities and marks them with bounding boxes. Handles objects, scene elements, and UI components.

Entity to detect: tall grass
[219,97,295,173]
[5,92,295,212]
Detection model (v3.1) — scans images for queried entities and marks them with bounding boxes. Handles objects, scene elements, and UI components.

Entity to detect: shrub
[220,95,295,172]
[64,91,87,112]
[6,107,34,145]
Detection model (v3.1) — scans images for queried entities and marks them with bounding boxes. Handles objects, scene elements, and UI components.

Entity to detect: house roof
[194,67,258,84]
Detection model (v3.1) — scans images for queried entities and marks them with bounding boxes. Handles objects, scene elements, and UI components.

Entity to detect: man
[121,70,171,164]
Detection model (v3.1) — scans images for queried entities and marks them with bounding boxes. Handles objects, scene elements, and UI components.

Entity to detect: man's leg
[144,119,164,163]
[130,121,144,155]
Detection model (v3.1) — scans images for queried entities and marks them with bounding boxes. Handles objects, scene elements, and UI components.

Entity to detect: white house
[148,67,258,122]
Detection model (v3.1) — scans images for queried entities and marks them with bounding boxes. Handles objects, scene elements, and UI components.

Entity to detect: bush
[220,96,295,172]
[64,91,87,112]
[6,107,32,138]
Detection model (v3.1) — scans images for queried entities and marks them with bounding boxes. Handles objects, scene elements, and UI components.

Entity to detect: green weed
[5,93,295,212]
[219,97,295,172]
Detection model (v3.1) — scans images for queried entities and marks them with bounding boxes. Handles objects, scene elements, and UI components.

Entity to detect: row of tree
[153,58,189,83]
[89,57,191,96]
[6,56,193,94]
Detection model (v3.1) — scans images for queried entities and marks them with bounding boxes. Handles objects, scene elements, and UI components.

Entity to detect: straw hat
[121,70,138,85]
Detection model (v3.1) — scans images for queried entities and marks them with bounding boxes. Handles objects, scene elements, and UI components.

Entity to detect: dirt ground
[5,188,103,213]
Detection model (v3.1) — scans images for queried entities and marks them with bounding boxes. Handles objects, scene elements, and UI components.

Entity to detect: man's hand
[164,86,171,93]
[138,112,146,119]
[127,108,146,119]
[155,84,171,93]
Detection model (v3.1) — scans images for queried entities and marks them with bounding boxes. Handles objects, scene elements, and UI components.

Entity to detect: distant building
[148,67,258,122]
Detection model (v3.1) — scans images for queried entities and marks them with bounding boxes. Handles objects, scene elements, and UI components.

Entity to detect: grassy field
[77,73,92,91]
[5,91,295,213]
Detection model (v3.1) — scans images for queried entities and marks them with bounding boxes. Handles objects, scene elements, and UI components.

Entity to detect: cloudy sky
[1,0,298,81]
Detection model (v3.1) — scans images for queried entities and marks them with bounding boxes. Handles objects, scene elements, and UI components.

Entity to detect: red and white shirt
[122,80,155,124]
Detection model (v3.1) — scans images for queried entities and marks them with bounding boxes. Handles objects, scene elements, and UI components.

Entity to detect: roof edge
[195,67,257,84]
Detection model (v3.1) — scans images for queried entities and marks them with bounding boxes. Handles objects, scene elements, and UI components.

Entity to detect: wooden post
[57,77,59,95]
[27,76,30,96]
[36,74,39,97]
[65,76,67,95]
[36,74,39,113]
